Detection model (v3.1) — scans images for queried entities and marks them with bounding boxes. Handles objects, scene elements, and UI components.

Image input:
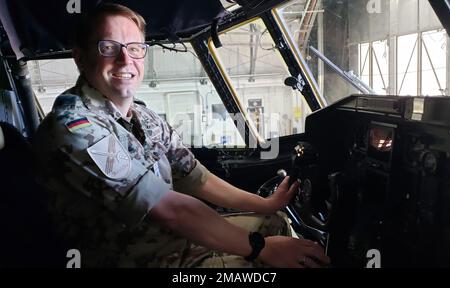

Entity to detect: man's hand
[259,236,331,268]
[195,173,300,215]
[150,190,330,268]
[263,176,300,214]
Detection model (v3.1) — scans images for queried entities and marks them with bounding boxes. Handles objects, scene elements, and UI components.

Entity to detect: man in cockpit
[34,3,329,268]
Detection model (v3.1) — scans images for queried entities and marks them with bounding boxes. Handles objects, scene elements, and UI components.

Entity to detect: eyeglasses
[97,40,149,59]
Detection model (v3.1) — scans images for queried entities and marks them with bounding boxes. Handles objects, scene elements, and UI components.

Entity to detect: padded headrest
[0,125,4,151]
[0,122,28,152]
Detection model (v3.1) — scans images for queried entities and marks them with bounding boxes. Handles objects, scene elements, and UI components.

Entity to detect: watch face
[245,232,265,261]
[250,232,265,249]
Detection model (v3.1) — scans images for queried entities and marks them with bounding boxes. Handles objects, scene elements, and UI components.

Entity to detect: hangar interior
[29,0,448,147]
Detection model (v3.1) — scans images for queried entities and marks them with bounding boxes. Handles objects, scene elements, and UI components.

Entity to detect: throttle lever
[277,169,287,178]
[288,142,313,186]
[325,172,342,228]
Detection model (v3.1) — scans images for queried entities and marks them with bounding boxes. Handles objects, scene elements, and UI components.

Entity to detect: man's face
[77,15,145,104]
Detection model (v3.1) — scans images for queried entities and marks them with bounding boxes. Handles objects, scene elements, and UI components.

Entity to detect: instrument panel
[287,95,450,267]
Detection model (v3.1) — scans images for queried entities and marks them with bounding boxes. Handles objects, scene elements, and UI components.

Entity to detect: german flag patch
[66,117,92,132]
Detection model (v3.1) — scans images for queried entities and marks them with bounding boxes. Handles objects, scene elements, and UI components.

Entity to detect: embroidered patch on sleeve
[87,134,131,179]
[65,117,92,132]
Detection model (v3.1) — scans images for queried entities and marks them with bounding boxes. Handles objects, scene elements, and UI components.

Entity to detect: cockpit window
[220,0,240,11]
[30,59,78,113]
[275,0,448,105]
[210,18,312,139]
[31,43,245,148]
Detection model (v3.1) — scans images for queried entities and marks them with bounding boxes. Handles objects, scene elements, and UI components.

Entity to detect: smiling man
[72,13,145,116]
[33,3,330,268]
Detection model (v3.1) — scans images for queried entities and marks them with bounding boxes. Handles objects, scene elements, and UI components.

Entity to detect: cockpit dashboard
[285,94,450,267]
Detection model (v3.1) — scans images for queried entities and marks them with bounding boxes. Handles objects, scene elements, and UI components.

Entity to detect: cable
[148,41,188,53]
[259,29,277,51]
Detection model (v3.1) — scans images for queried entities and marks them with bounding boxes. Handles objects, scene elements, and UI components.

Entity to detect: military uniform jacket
[34,77,209,267]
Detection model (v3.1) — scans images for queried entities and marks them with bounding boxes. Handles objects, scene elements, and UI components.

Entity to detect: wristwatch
[244,232,265,261]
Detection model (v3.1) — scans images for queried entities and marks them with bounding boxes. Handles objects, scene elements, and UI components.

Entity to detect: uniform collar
[74,76,135,121]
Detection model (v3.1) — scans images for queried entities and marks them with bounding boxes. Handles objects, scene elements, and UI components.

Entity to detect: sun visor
[0,0,227,59]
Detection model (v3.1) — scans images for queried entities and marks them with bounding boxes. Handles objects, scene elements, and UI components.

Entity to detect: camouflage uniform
[34,77,291,267]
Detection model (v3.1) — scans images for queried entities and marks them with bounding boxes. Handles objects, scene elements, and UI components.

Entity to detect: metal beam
[428,0,450,38]
[262,11,323,110]
[398,36,418,95]
[146,47,158,87]
[297,0,319,53]
[369,43,373,89]
[190,37,254,146]
[447,34,450,95]
[317,1,324,95]
[249,23,259,82]
[388,0,398,95]
[421,34,445,95]
[417,32,422,96]
[372,44,387,92]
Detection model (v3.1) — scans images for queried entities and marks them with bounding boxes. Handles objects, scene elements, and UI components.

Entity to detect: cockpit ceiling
[0,0,228,59]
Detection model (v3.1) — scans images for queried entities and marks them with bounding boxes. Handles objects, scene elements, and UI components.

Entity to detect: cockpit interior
[1,0,450,267]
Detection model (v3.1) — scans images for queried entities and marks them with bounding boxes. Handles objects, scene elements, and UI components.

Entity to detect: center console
[287,95,450,267]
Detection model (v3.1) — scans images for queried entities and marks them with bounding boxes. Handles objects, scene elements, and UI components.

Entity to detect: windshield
[211,18,312,140]
[30,44,245,148]
[276,0,448,105]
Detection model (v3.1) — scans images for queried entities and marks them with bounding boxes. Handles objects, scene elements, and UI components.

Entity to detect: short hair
[74,3,146,49]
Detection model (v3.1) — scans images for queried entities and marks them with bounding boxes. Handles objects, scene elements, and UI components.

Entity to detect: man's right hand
[259,236,331,268]
[150,190,331,268]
